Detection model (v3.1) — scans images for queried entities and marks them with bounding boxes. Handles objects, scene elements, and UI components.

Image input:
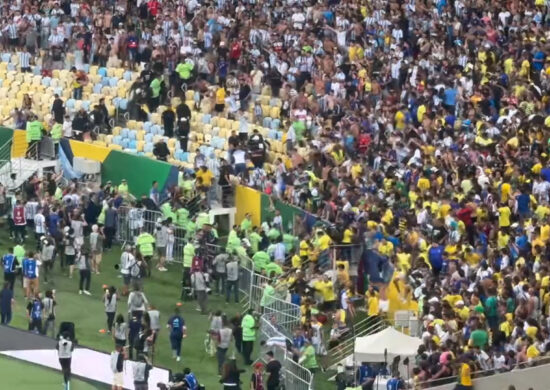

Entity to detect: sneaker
[195,307,201,312]
[83,290,91,296]
[78,290,83,295]
[158,267,168,272]
[176,356,180,362]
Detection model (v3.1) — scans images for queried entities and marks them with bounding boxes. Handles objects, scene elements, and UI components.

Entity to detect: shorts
[156,247,166,257]
[65,254,75,266]
[215,103,225,112]
[321,300,336,312]
[115,338,126,347]
[123,274,131,286]
[113,372,124,386]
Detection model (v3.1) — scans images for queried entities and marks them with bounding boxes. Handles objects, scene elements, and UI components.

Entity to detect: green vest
[185,221,196,239]
[260,284,275,307]
[252,251,270,272]
[176,208,189,227]
[26,120,42,142]
[118,183,129,195]
[240,218,252,233]
[196,212,209,229]
[97,205,107,224]
[54,187,63,201]
[283,233,295,252]
[183,243,195,267]
[50,123,62,141]
[241,314,256,341]
[14,245,25,261]
[249,232,261,254]
[267,228,281,241]
[302,345,318,369]
[264,261,283,276]
[137,233,155,256]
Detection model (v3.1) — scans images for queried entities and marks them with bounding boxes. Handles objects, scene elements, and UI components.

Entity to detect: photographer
[158,367,199,390]
[57,331,75,390]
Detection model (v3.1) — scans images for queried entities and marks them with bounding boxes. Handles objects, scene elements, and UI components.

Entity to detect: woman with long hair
[113,314,127,349]
[221,359,245,390]
[104,286,117,333]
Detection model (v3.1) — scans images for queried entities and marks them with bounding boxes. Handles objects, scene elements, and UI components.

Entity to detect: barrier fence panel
[259,316,314,390]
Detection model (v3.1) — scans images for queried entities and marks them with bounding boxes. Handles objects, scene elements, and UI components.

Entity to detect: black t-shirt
[266,360,281,386]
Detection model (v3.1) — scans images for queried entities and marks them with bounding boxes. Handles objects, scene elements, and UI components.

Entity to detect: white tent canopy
[354,327,423,363]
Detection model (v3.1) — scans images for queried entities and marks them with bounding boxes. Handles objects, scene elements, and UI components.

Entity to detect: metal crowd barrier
[259,316,314,390]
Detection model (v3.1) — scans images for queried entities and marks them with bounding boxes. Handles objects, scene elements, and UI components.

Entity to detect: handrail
[325,319,389,369]
[418,355,550,388]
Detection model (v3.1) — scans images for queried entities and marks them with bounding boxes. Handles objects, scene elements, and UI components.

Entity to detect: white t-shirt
[233,149,246,164]
[34,213,46,234]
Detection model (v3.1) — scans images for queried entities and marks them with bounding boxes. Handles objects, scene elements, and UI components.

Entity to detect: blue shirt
[0,287,13,311]
[541,167,550,182]
[22,258,37,279]
[185,373,198,390]
[516,193,530,214]
[443,88,457,106]
[47,213,60,236]
[428,246,444,271]
[387,378,404,390]
[29,299,42,320]
[3,254,15,273]
[168,315,185,334]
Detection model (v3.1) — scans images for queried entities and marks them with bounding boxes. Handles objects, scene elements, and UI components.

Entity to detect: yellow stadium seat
[127,120,137,129]
[109,143,122,150]
[211,117,218,127]
[188,152,196,162]
[260,95,270,105]
[114,68,124,78]
[171,97,181,106]
[89,65,98,75]
[157,105,166,114]
[270,107,280,119]
[204,134,212,144]
[217,118,227,128]
[112,127,121,136]
[107,68,115,77]
[153,135,163,143]
[32,75,42,86]
[137,141,144,152]
[145,152,154,158]
[231,121,239,131]
[97,134,106,142]
[136,130,144,141]
[101,86,111,95]
[167,138,176,148]
[196,133,204,143]
[104,135,113,144]
[93,141,107,147]
[74,100,82,110]
[151,113,161,124]
[185,90,194,101]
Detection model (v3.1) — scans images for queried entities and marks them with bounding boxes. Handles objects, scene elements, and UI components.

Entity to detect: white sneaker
[79,290,83,295]
[83,290,91,296]
[176,356,180,362]
[159,267,168,272]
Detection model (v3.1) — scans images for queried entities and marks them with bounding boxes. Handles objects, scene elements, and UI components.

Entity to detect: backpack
[131,292,144,308]
[130,261,142,278]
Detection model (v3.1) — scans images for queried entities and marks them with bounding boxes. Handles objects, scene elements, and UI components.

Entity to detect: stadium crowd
[3,0,550,388]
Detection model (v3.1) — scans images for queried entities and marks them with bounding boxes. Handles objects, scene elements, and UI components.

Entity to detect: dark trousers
[106,311,115,331]
[4,272,15,290]
[1,310,12,324]
[59,357,71,383]
[216,346,227,374]
[215,272,226,295]
[73,87,83,100]
[170,332,183,356]
[104,226,115,249]
[226,280,239,303]
[242,340,254,364]
[79,269,91,291]
[29,318,42,333]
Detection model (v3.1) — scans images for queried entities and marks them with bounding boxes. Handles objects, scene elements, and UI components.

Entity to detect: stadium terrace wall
[4,129,179,197]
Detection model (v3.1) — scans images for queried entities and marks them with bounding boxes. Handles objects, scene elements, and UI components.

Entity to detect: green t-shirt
[485,296,498,317]
[283,233,296,252]
[240,218,252,234]
[183,243,195,267]
[150,78,161,98]
[470,329,488,348]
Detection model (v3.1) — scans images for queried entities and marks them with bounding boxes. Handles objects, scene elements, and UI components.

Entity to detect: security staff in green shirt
[252,250,270,272]
[136,231,155,277]
[26,116,43,158]
[182,241,195,299]
[149,75,162,112]
[241,309,257,365]
[50,122,62,157]
[118,179,129,197]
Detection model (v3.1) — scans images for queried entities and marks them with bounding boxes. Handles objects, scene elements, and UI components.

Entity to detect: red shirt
[13,205,25,225]
[456,207,473,226]
[147,0,160,16]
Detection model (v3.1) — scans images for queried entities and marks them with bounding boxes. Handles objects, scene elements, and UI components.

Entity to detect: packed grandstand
[0,0,549,389]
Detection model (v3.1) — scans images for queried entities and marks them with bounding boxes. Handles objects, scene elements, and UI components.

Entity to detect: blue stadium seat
[1,53,10,63]
[66,99,76,110]
[93,84,103,94]
[129,140,137,149]
[144,143,154,153]
[128,130,137,140]
[113,97,121,108]
[109,77,118,87]
[32,66,41,75]
[81,101,91,111]
[144,133,153,143]
[123,71,132,81]
[121,128,129,138]
[98,67,107,77]
[202,114,211,124]
[271,119,280,130]
[112,135,122,145]
[143,121,152,132]
[263,117,272,128]
[119,99,128,110]
[101,77,110,87]
[121,138,129,149]
[41,77,51,87]
[267,129,277,139]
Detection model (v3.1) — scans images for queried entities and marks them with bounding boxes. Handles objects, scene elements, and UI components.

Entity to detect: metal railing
[325,316,388,369]
[419,355,550,389]
[259,316,314,390]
